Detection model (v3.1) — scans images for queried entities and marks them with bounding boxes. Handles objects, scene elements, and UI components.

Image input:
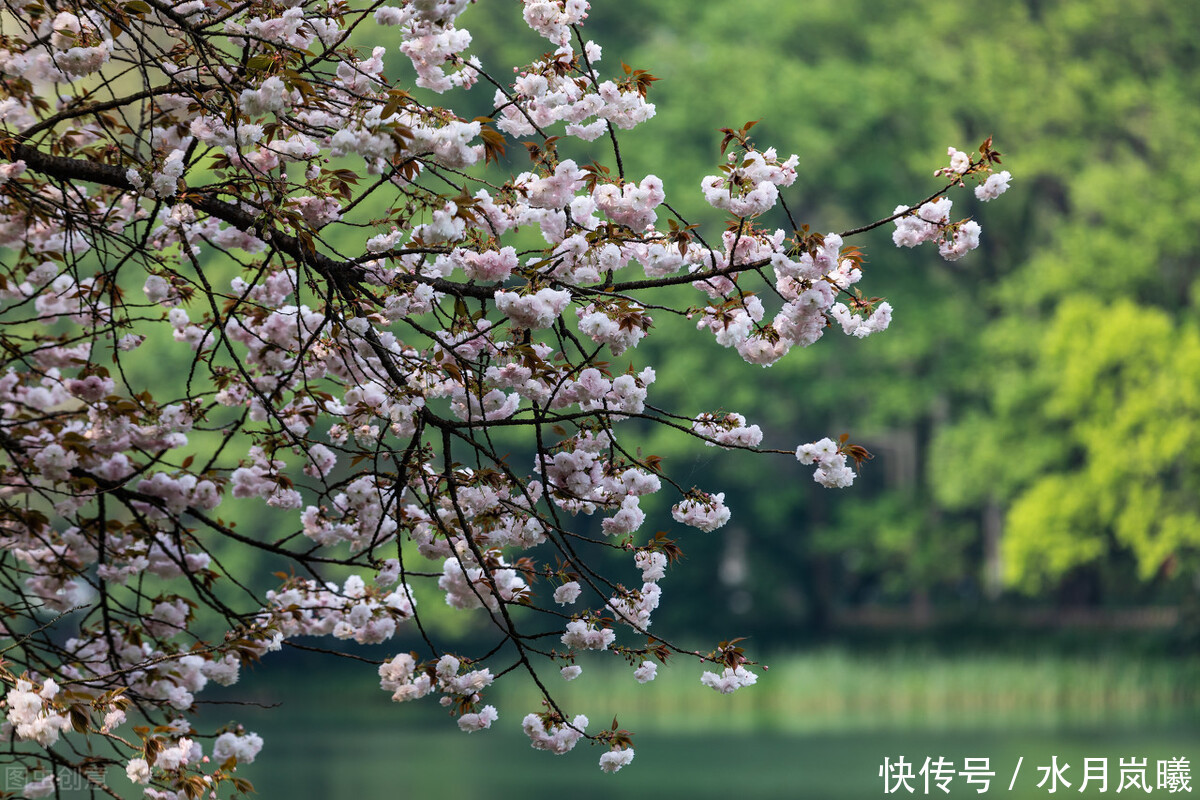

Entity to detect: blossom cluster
[523,712,590,754]
[701,148,798,218]
[796,437,859,488]
[701,665,760,694]
[692,412,764,448]
[4,679,70,747]
[891,197,985,262]
[263,575,417,644]
[379,653,498,732]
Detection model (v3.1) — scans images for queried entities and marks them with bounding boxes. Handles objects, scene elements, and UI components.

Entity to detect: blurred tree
[557,0,1200,634]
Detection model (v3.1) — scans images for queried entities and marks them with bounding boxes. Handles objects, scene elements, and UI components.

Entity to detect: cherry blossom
[0,0,1006,788]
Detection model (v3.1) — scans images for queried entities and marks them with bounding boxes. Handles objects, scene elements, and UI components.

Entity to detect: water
[219,653,1200,799]
[234,714,1200,798]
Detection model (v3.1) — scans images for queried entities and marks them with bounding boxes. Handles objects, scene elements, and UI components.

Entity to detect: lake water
[234,714,1200,798]
[221,652,1200,799]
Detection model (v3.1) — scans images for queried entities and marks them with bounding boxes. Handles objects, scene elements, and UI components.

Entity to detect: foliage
[923,0,1200,597]
[999,299,1200,590]
[574,0,1200,617]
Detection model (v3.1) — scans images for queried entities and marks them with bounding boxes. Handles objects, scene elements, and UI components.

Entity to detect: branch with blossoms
[0,0,1010,792]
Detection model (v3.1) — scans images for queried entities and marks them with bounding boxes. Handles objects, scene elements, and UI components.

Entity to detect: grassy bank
[490,648,1200,733]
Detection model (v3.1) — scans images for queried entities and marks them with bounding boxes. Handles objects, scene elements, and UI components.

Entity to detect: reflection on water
[213,651,1200,799]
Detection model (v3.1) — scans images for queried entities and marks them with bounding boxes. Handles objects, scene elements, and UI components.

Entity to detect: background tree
[548,0,1200,636]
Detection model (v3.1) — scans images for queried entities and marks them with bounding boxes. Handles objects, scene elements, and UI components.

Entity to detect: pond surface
[232,716,1200,799]
[219,653,1200,800]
